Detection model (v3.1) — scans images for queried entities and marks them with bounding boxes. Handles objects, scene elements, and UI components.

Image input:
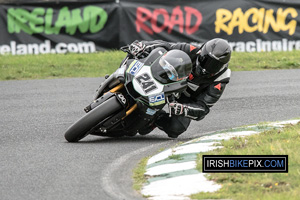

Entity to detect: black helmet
[196,38,231,77]
[151,50,192,84]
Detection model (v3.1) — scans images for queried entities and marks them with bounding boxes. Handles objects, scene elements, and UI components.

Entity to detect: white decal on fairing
[132,66,164,96]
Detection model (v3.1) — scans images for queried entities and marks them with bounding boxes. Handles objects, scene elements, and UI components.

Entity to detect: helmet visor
[151,50,192,84]
[159,56,179,81]
[199,52,225,74]
[151,54,176,84]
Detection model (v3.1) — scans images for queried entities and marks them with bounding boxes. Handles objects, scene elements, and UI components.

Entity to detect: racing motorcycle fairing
[124,47,188,109]
[65,47,192,141]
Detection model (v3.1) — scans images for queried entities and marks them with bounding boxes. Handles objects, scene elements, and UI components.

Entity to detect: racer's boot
[139,124,156,135]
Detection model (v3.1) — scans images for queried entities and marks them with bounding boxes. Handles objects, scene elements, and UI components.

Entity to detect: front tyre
[64,96,123,142]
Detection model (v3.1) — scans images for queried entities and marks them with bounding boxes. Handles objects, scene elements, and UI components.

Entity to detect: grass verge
[1,50,300,80]
[192,122,300,200]
[0,51,126,80]
[133,156,150,192]
[230,50,300,71]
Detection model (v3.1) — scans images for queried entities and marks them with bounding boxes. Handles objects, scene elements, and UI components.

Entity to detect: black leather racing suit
[138,40,231,138]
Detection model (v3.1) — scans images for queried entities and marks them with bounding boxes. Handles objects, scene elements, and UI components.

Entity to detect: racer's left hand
[129,40,146,58]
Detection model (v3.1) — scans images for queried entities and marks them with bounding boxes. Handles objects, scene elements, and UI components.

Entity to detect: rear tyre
[64,96,123,142]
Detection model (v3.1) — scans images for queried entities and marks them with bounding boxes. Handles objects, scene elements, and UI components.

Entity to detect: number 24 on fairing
[136,73,157,94]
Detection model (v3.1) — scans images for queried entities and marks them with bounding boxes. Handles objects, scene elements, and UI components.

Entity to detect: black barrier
[121,0,300,51]
[0,3,119,54]
[0,0,300,55]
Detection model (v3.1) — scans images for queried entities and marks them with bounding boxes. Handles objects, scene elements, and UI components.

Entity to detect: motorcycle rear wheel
[64,96,123,142]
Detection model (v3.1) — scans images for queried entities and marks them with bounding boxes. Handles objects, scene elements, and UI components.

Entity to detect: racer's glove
[169,102,207,121]
[129,40,147,58]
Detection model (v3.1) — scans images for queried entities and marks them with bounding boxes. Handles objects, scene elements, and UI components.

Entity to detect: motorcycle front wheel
[64,96,123,142]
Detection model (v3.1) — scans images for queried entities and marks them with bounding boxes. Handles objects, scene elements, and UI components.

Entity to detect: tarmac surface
[1,69,299,200]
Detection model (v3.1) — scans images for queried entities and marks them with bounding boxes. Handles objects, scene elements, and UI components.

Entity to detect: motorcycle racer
[128,38,232,138]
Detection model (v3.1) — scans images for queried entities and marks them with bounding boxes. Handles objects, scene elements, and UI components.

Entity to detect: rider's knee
[156,115,191,138]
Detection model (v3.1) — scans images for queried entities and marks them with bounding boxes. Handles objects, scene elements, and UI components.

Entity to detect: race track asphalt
[1,69,299,200]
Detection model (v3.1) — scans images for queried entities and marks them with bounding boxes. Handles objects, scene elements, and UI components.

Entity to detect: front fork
[110,83,138,119]
[85,83,138,120]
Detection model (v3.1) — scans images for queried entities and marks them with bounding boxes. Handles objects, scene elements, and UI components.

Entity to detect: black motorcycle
[64,47,192,142]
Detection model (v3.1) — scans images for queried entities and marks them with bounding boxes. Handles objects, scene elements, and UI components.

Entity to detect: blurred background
[0,0,299,55]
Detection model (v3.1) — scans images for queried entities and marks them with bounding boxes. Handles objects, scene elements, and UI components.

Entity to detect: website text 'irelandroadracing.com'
[0,40,96,55]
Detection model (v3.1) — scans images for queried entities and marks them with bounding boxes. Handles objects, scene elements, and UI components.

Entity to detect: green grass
[192,123,300,200]
[230,50,300,71]
[1,50,300,81]
[133,156,150,192]
[0,51,126,80]
[167,154,184,160]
